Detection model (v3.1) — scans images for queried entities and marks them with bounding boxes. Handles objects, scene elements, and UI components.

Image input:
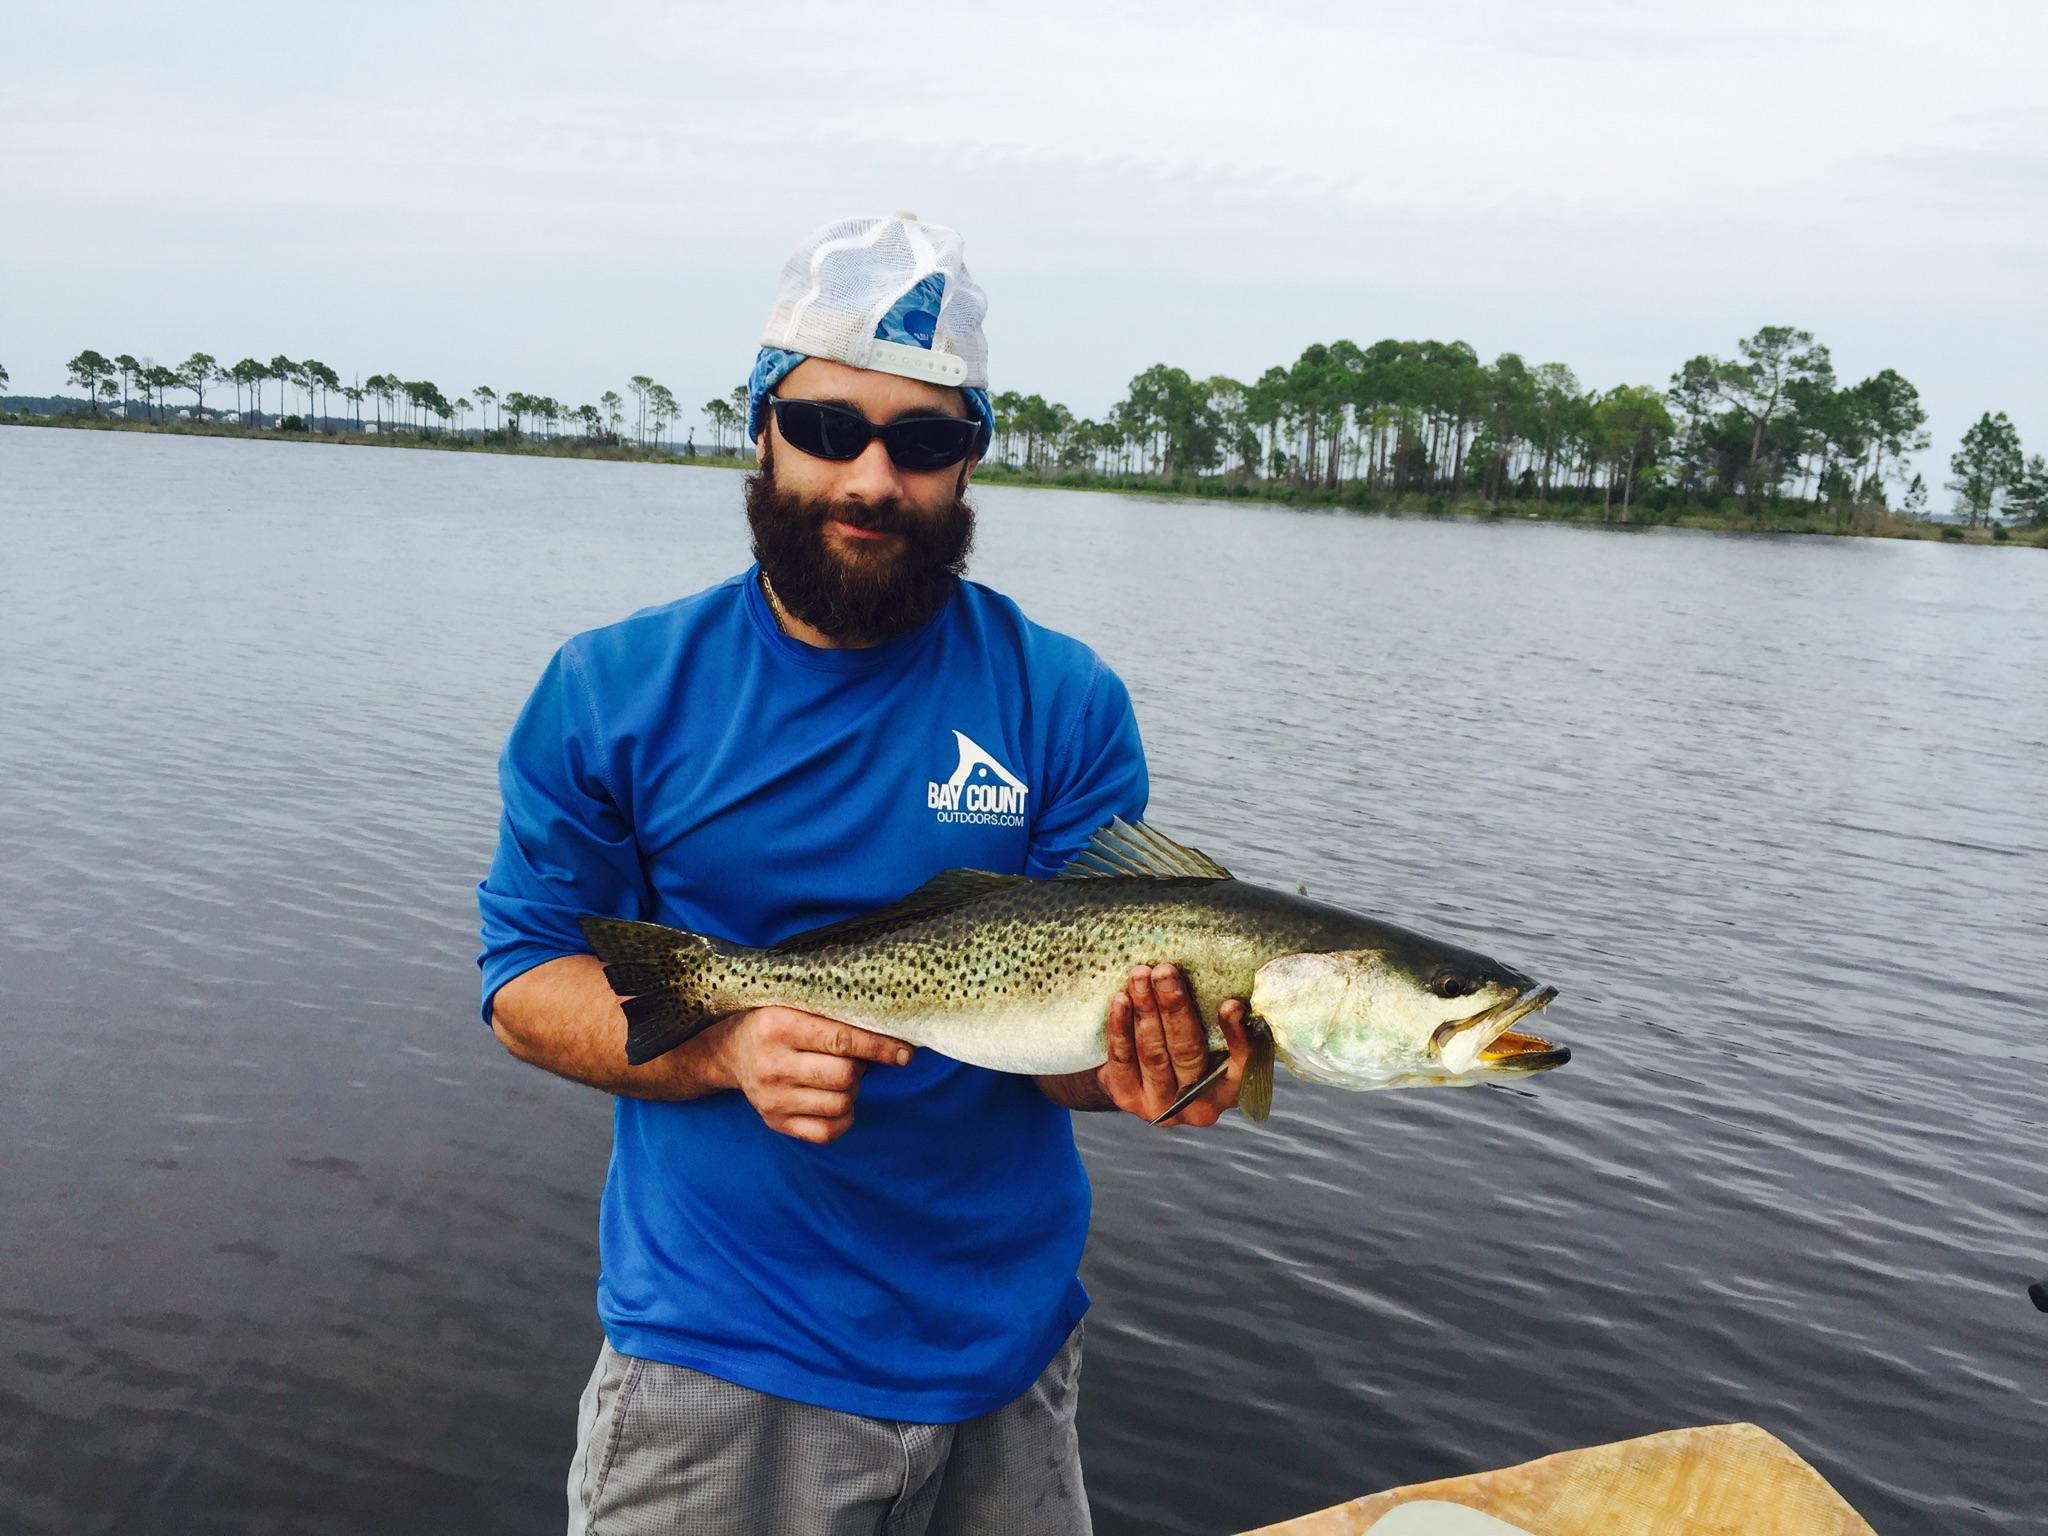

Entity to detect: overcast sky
[5,0,2044,477]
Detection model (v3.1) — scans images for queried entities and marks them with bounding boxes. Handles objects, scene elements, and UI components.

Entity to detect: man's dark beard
[745,442,975,646]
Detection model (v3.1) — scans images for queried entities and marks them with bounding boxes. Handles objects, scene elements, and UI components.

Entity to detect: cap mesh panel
[761,216,988,389]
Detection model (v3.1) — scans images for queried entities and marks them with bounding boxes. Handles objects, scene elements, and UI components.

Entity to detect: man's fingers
[1152,964,1212,1084]
[779,1011,913,1067]
[1207,998,1250,1112]
[769,1087,859,1122]
[1176,998,1251,1122]
[1126,964,1160,1032]
[1098,977,1253,1128]
[1151,994,1253,1128]
[781,1053,865,1093]
[1104,992,1137,1069]
[778,1113,855,1146]
[1096,991,1143,1109]
[1126,966,1176,1116]
[1217,996,1248,1039]
[731,1009,906,1144]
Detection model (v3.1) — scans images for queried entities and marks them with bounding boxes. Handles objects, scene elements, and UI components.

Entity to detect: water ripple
[2,430,2044,1536]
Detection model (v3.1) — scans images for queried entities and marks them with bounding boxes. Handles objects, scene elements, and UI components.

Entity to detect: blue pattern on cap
[746,347,807,442]
[876,273,946,350]
[746,340,993,458]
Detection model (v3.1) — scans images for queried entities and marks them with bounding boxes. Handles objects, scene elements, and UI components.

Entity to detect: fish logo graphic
[927,731,1029,827]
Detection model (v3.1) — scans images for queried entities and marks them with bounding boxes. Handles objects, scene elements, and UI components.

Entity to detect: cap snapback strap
[862,338,969,386]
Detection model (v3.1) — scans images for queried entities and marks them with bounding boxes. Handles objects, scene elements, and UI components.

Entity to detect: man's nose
[835,437,907,503]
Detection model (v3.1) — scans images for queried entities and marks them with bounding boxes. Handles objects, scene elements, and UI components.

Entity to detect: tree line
[987,328,2046,524]
[9,334,2044,525]
[42,349,755,454]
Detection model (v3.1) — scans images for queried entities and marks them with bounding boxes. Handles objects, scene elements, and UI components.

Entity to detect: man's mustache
[811,500,914,536]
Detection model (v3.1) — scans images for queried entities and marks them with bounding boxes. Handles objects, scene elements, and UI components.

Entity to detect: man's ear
[956,455,979,495]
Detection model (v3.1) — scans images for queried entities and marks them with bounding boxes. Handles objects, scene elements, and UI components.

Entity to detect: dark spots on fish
[15,1351,70,1377]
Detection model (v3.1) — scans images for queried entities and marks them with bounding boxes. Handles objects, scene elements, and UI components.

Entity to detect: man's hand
[1093,964,1250,1127]
[707,1006,913,1146]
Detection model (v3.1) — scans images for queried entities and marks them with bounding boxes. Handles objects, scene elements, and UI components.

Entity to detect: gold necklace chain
[759,571,795,635]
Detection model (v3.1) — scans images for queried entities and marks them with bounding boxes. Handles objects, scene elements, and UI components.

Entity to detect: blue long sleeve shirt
[478,568,1147,1422]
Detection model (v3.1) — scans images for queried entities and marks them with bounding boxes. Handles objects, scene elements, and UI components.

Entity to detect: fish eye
[1432,972,1476,999]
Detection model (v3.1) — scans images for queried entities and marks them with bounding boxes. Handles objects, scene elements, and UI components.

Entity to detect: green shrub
[1991,522,2010,542]
[1940,524,1965,541]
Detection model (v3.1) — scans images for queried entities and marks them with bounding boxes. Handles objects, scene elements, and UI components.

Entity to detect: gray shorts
[565,1323,1090,1536]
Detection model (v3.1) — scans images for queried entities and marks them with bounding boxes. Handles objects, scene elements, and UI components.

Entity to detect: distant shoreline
[1,409,743,471]
[7,411,2042,549]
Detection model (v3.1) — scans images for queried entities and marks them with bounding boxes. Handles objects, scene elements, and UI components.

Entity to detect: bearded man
[479,214,1251,1536]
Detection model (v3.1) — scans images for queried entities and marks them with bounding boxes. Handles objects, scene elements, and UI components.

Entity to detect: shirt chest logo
[926,730,1029,828]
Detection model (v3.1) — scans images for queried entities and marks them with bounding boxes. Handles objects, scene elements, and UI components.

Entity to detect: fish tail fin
[578,915,746,1066]
[1239,1019,1275,1123]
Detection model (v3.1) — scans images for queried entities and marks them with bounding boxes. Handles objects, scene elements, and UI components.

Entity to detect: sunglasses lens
[775,400,871,461]
[883,416,979,469]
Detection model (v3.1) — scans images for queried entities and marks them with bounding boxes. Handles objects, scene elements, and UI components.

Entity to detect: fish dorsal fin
[772,868,1030,950]
[1056,818,1233,881]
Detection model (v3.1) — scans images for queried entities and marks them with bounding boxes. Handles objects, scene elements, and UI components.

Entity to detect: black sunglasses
[768,397,981,471]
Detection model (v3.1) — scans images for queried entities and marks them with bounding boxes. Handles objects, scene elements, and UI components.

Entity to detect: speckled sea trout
[580,820,1566,1122]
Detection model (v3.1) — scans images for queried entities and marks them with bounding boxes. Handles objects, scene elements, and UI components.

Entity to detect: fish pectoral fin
[1239,1019,1275,1124]
[1150,1053,1233,1125]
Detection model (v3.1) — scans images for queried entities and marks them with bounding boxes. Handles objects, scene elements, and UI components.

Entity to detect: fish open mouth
[1433,986,1569,1074]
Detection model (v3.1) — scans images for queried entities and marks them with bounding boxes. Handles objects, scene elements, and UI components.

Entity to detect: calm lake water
[2,425,2044,1535]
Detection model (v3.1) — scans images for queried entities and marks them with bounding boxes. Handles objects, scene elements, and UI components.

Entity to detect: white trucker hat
[760,213,989,390]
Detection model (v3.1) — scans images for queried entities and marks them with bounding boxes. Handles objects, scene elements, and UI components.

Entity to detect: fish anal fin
[1056,817,1233,882]
[774,869,1030,950]
[1240,1018,1275,1123]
